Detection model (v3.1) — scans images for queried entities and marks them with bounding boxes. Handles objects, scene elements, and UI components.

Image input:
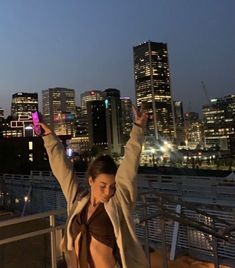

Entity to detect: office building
[184,112,203,149]
[174,101,185,145]
[87,100,108,153]
[80,90,103,114]
[120,97,133,145]
[77,90,103,143]
[103,88,121,155]
[72,106,89,154]
[42,87,76,136]
[203,94,235,150]
[8,92,38,137]
[11,92,38,120]
[80,90,103,115]
[133,41,175,141]
[74,106,88,137]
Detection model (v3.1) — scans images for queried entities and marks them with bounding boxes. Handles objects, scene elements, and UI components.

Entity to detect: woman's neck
[90,196,99,207]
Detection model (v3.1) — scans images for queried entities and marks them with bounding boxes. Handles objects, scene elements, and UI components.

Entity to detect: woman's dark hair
[87,155,117,181]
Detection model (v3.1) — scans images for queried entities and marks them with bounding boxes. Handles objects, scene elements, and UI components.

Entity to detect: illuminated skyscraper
[80,90,103,115]
[42,87,76,135]
[76,90,103,141]
[185,112,203,149]
[120,97,132,144]
[203,94,235,150]
[103,88,121,155]
[87,100,108,153]
[81,89,122,155]
[133,41,175,141]
[173,101,185,145]
[11,92,38,120]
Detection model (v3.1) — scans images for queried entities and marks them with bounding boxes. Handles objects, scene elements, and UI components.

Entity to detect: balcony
[0,209,66,268]
[1,171,235,267]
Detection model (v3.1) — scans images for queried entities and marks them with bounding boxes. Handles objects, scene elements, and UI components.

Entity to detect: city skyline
[0,0,234,116]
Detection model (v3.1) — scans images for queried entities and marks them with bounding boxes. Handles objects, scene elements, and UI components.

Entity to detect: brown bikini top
[70,202,116,268]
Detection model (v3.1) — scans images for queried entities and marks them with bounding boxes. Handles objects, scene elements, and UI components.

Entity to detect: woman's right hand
[40,122,52,136]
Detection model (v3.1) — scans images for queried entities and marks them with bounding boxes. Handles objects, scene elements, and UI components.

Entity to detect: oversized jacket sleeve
[43,133,79,205]
[115,124,144,207]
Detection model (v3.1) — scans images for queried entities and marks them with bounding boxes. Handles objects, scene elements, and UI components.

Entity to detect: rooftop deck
[0,169,235,267]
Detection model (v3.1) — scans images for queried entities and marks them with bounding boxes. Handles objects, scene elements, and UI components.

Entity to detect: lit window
[28,141,33,150]
[29,153,33,162]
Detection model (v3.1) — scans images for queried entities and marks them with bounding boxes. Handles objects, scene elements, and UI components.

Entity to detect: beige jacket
[43,124,149,268]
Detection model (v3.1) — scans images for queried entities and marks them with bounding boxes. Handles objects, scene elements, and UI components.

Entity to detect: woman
[41,106,149,268]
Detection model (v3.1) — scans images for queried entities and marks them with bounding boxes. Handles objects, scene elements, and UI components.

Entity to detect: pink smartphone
[31,111,44,136]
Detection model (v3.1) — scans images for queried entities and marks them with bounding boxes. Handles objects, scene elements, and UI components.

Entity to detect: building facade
[80,90,103,115]
[184,112,204,149]
[120,97,133,145]
[77,90,103,142]
[174,101,185,145]
[103,88,122,155]
[203,95,235,150]
[11,92,38,120]
[87,100,108,153]
[133,41,175,141]
[42,88,76,136]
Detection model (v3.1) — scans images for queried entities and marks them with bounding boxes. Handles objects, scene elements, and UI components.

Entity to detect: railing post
[170,204,181,260]
[142,194,150,267]
[50,215,57,268]
[160,196,168,268]
[212,220,219,268]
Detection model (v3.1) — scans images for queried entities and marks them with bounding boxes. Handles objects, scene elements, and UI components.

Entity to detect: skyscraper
[203,94,235,150]
[78,90,103,142]
[80,90,103,115]
[133,41,175,141]
[173,101,185,145]
[184,112,203,149]
[103,88,121,155]
[42,87,76,135]
[11,92,38,120]
[87,100,108,153]
[120,97,133,145]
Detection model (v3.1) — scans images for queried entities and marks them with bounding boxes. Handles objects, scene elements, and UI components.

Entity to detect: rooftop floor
[150,251,231,268]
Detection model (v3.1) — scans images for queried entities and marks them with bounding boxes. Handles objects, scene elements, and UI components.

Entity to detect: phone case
[32,111,43,136]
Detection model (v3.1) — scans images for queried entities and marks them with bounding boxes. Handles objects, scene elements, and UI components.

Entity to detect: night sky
[0,0,234,116]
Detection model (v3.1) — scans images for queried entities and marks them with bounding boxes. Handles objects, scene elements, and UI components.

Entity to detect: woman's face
[89,173,116,203]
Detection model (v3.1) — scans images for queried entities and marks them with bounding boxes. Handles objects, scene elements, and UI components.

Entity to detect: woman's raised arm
[115,105,148,206]
[41,122,79,205]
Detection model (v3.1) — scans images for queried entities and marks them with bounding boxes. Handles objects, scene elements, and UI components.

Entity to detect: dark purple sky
[0,0,234,116]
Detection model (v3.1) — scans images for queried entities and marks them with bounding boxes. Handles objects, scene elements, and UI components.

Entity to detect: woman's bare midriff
[75,234,116,268]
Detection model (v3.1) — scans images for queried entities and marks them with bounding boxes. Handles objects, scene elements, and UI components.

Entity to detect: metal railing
[0,195,235,267]
[135,190,235,268]
[1,171,235,267]
[0,209,66,268]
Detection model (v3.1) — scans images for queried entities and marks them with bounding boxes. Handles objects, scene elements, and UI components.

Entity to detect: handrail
[138,190,232,226]
[0,208,67,268]
[1,172,235,267]
[135,190,235,268]
[0,225,64,246]
[0,208,66,228]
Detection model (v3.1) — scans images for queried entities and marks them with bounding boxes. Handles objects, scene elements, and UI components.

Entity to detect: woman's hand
[40,122,52,136]
[132,104,148,129]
